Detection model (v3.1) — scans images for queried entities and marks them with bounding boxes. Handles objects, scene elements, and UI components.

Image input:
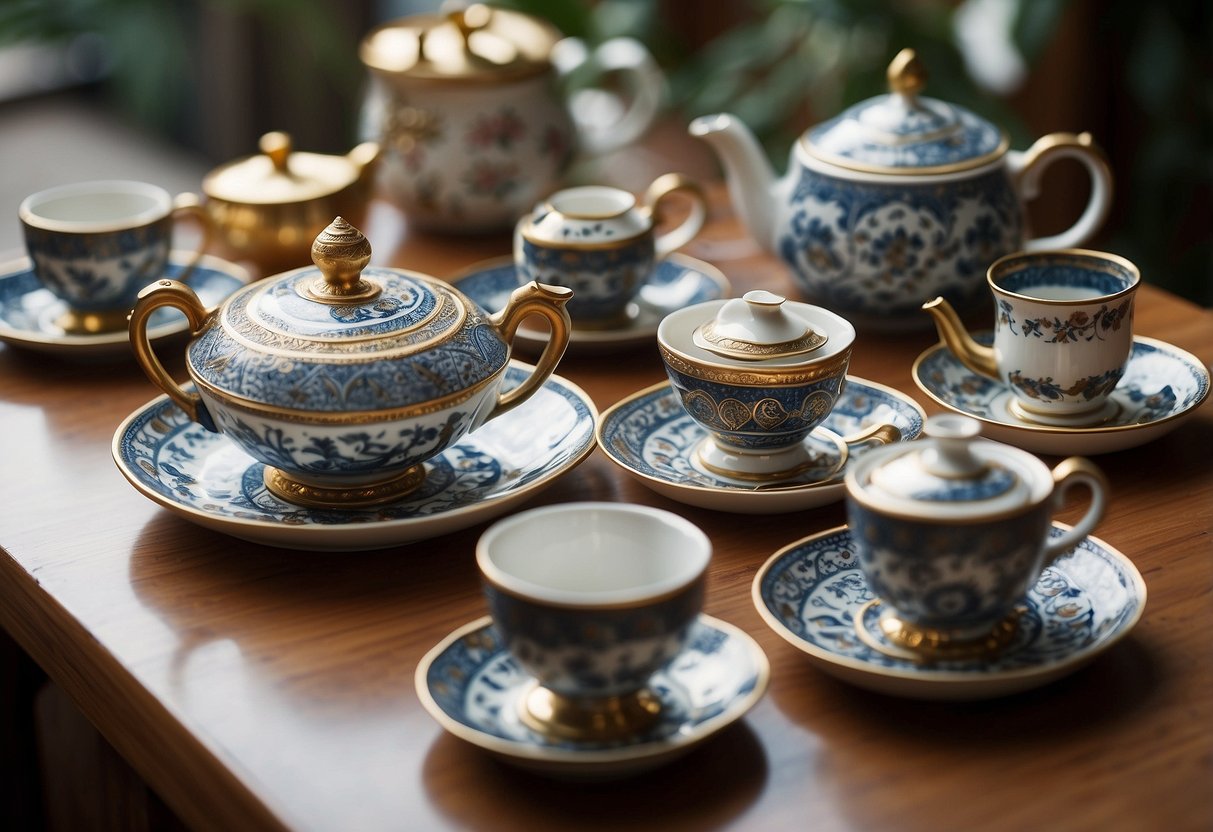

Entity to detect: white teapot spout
[689,113,783,253]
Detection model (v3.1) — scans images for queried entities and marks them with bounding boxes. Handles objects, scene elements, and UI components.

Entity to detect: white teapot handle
[1006,132,1113,251]
[551,36,664,157]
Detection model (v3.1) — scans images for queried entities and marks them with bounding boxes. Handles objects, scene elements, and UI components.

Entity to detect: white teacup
[515,174,707,327]
[924,249,1139,426]
[19,180,208,333]
[477,502,710,741]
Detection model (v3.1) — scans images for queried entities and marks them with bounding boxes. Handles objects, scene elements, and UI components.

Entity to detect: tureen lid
[692,290,828,360]
[803,49,1008,175]
[850,415,1044,517]
[186,218,509,413]
[360,4,560,82]
[203,132,372,205]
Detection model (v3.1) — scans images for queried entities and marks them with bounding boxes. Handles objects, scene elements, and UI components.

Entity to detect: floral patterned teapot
[359,4,663,233]
[690,48,1113,331]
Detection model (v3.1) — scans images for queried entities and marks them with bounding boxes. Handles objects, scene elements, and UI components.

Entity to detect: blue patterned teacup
[477,502,710,741]
[516,174,706,327]
[845,414,1107,659]
[924,249,1139,427]
[20,180,209,333]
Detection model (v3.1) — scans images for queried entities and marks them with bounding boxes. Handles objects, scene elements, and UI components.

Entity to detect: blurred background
[1,0,1208,305]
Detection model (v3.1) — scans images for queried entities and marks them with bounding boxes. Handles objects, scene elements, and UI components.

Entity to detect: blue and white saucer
[416,614,768,779]
[914,334,1210,455]
[753,524,1146,700]
[112,363,597,551]
[597,377,926,514]
[0,251,248,358]
[450,254,730,354]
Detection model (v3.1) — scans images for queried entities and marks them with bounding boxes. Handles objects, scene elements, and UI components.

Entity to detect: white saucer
[596,377,926,514]
[112,363,598,551]
[449,253,730,354]
[752,524,1146,700]
[913,334,1210,455]
[415,614,768,779]
[0,251,249,358]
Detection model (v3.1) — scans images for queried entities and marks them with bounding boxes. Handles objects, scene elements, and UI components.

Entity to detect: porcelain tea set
[5,9,1206,777]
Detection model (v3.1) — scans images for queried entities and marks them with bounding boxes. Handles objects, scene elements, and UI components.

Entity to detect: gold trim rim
[800,131,1010,177]
[987,247,1141,306]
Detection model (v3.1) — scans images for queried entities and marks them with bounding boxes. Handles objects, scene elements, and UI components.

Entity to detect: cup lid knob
[307,217,380,303]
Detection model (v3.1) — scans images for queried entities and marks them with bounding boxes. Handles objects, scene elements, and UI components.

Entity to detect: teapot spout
[922,297,998,378]
[688,113,779,253]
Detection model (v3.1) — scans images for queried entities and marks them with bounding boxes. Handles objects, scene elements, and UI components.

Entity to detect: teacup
[19,180,208,334]
[477,502,710,741]
[515,174,707,327]
[924,249,1139,426]
[845,414,1107,660]
[657,290,856,481]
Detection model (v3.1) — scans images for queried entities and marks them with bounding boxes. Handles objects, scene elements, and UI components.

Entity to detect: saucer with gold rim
[112,363,597,551]
[449,253,730,354]
[415,614,768,779]
[0,251,248,358]
[913,334,1209,455]
[752,524,1146,700]
[596,377,925,514]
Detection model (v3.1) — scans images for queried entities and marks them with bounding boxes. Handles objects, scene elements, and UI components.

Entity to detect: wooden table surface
[1,193,1210,832]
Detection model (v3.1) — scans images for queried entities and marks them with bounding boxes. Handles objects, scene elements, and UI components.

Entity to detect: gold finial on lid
[307,217,380,303]
[259,131,293,174]
[887,48,927,98]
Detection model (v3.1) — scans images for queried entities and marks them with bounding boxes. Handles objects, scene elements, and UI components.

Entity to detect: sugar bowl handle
[488,282,573,419]
[129,279,216,430]
[1042,456,1108,563]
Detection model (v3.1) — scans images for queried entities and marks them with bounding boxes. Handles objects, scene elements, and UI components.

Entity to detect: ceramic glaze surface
[416,615,768,776]
[752,525,1145,699]
[111,365,597,550]
[516,234,655,323]
[912,335,1210,455]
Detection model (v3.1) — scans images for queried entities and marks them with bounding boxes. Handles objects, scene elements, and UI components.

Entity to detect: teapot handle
[1006,132,1113,251]
[1042,457,1108,565]
[643,173,708,260]
[486,282,573,420]
[550,36,664,157]
[128,279,216,430]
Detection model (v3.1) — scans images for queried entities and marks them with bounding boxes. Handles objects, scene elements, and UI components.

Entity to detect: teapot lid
[849,415,1047,518]
[803,49,1008,175]
[203,132,376,205]
[360,4,560,82]
[692,290,828,360]
[186,218,509,413]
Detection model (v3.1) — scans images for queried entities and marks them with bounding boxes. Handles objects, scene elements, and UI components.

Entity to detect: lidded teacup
[128,217,572,508]
[845,414,1107,660]
[657,290,855,481]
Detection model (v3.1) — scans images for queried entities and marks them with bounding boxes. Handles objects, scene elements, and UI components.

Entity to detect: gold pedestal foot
[517,681,662,742]
[263,464,426,508]
[855,598,1024,663]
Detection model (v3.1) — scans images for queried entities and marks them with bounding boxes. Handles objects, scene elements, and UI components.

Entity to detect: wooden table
[2,194,1210,832]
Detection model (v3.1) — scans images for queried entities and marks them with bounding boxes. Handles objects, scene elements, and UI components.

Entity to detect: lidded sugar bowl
[128,217,572,508]
[691,48,1113,330]
[657,290,856,481]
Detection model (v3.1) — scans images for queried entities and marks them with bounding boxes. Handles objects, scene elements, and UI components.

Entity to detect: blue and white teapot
[129,217,572,508]
[691,48,1113,331]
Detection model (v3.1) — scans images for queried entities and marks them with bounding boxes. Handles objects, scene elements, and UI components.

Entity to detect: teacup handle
[1006,132,1113,251]
[170,193,214,283]
[1042,456,1108,565]
[550,36,664,157]
[128,279,216,430]
[486,281,573,420]
[642,173,707,260]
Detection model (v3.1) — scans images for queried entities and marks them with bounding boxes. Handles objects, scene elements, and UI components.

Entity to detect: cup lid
[692,290,828,360]
[802,49,1008,175]
[851,415,1045,518]
[187,218,507,413]
[360,4,560,82]
[203,132,372,205]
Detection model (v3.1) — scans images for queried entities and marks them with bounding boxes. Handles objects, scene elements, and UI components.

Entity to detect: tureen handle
[1042,457,1108,564]
[487,282,573,419]
[128,279,216,430]
[1007,132,1114,251]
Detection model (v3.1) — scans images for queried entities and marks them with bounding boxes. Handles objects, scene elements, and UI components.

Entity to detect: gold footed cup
[517,681,663,742]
